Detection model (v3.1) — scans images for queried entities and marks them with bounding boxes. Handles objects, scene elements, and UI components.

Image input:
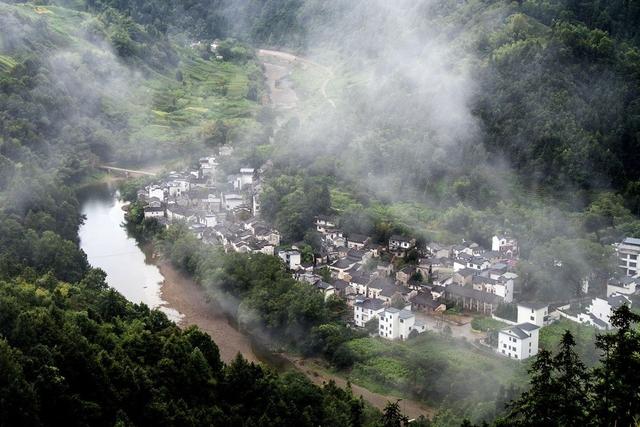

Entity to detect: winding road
[258,49,336,109]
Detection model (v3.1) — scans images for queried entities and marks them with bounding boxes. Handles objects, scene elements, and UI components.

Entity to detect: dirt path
[258,49,336,109]
[158,261,259,363]
[286,356,434,420]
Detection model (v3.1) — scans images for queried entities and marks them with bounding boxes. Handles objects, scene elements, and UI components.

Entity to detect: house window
[631,254,638,260]
[530,316,535,321]
[503,343,506,348]
[515,355,518,359]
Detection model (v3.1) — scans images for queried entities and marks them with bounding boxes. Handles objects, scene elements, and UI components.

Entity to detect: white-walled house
[347,234,370,249]
[472,276,514,303]
[577,294,631,330]
[378,307,426,340]
[144,206,164,219]
[492,234,518,257]
[203,214,218,228]
[234,168,255,190]
[315,216,337,233]
[616,237,640,277]
[278,250,301,270]
[353,297,386,327]
[517,302,549,327]
[388,235,416,252]
[467,256,491,271]
[148,186,165,201]
[223,193,244,211]
[497,323,540,360]
[606,276,638,297]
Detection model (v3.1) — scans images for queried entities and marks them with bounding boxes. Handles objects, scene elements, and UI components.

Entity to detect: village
[136,149,639,362]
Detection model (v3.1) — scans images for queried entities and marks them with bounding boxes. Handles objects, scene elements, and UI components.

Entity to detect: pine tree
[381,400,409,427]
[500,349,555,426]
[553,331,590,426]
[593,305,640,426]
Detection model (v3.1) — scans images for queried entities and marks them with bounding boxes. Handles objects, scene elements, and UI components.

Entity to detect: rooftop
[622,237,640,247]
[446,284,503,304]
[518,302,548,310]
[356,298,385,311]
[390,235,412,242]
[348,234,369,244]
[399,309,414,319]
[502,322,539,339]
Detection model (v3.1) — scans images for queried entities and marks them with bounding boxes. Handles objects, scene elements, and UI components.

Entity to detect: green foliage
[471,317,508,333]
[0,272,374,425]
[500,307,640,426]
[381,400,409,427]
[154,223,358,358]
[344,335,527,422]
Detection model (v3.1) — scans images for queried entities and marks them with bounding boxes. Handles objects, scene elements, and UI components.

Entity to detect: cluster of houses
[138,150,281,255]
[274,217,524,342]
[137,163,638,357]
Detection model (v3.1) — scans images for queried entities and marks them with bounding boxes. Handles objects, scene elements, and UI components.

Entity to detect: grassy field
[342,332,528,421]
[471,316,508,332]
[539,318,600,365]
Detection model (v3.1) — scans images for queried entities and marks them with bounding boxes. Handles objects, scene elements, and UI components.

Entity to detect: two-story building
[492,234,518,258]
[517,302,549,327]
[278,250,301,270]
[378,307,426,340]
[353,297,386,327]
[497,323,540,360]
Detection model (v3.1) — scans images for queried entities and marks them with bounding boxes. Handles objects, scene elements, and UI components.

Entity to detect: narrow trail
[98,165,157,177]
[285,356,434,420]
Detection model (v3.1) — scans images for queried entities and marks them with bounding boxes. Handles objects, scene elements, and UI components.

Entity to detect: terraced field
[0,2,264,160]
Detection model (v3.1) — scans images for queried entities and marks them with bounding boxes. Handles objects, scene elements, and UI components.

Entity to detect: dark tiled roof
[348,234,369,244]
[446,284,503,304]
[331,258,355,269]
[355,298,385,311]
[333,279,350,291]
[518,302,548,310]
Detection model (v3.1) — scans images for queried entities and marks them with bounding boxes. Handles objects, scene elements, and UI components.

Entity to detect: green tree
[381,400,409,427]
[553,331,590,425]
[501,349,555,426]
[592,305,640,426]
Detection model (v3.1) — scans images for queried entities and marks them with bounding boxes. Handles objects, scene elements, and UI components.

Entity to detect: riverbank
[153,246,434,419]
[156,259,259,363]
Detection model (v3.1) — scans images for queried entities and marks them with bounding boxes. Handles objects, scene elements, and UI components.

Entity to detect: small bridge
[98,165,157,178]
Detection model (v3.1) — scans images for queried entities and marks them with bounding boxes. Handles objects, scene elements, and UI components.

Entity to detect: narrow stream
[77,182,182,322]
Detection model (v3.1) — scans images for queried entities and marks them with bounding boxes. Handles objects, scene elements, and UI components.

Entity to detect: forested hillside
[233,0,640,203]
